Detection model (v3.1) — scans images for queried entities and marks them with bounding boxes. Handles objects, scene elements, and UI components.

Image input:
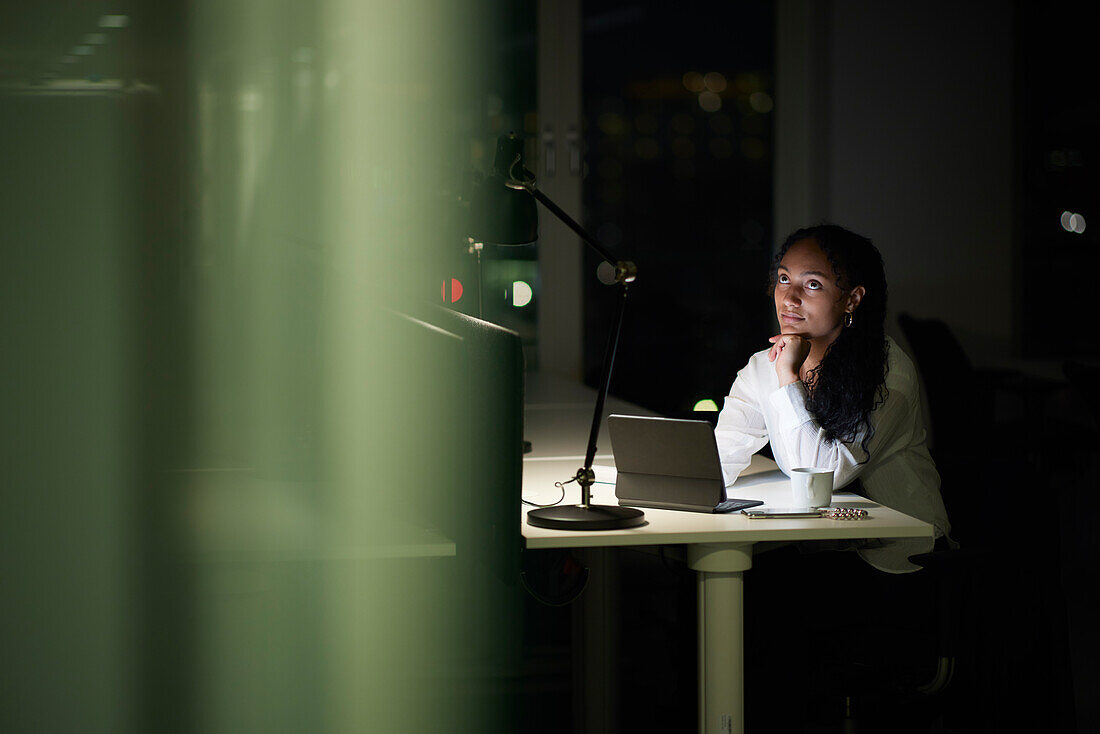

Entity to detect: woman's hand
[768,334,811,386]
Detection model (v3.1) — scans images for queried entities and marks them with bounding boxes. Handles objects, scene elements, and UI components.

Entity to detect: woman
[715,224,951,572]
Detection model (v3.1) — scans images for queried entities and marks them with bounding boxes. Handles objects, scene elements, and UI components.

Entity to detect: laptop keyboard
[715,498,764,513]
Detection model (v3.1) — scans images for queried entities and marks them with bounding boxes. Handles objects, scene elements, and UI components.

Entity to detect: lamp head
[468,133,538,245]
[492,132,535,184]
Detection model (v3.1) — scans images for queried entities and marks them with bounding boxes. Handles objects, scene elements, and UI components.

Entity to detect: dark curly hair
[769,224,889,459]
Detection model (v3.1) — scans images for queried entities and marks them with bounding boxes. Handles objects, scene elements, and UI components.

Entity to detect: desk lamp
[471,133,644,530]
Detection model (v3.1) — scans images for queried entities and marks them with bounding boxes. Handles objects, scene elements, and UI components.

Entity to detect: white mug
[790,467,833,509]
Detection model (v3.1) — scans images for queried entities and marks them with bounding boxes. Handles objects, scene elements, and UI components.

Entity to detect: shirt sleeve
[714,364,771,486]
[767,380,919,490]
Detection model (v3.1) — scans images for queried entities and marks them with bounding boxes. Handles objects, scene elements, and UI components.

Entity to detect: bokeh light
[703,72,727,93]
[441,278,463,303]
[1062,211,1087,233]
[512,280,533,308]
[749,91,773,113]
[682,71,705,93]
[698,91,722,112]
[693,399,719,412]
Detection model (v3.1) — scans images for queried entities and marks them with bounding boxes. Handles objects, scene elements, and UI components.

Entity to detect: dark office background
[579,0,775,418]
[1018,1,1100,358]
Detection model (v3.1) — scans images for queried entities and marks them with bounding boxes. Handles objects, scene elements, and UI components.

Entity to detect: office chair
[886,315,1076,731]
[895,313,997,546]
[806,315,988,732]
[893,314,996,669]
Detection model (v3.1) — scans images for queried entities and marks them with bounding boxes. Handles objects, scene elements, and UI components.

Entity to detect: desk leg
[572,547,618,734]
[689,543,753,734]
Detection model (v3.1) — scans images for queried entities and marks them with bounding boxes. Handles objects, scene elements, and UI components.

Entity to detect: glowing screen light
[693,399,719,412]
[512,280,533,307]
[441,278,463,303]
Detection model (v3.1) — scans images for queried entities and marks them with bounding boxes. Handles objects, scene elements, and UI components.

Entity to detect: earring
[844,312,853,328]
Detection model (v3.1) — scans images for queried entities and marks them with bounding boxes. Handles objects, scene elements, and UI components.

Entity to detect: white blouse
[714,336,951,573]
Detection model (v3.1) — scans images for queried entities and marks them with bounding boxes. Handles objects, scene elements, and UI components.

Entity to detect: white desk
[520,373,933,734]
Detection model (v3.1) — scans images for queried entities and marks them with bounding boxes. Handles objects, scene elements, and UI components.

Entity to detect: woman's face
[774,238,863,343]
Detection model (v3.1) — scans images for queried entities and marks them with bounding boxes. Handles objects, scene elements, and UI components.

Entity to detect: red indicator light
[441,278,463,303]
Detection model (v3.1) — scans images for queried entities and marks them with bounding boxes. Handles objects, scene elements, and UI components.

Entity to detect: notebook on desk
[606,414,763,514]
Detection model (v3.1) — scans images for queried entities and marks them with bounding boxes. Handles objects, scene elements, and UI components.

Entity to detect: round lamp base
[527,504,645,531]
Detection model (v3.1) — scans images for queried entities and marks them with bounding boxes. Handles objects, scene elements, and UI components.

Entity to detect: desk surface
[522,455,932,549]
[520,372,933,550]
[523,372,663,461]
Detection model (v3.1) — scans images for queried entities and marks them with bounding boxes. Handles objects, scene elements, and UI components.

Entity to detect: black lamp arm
[528,187,613,262]
[506,160,636,286]
[576,281,629,505]
[506,175,634,508]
